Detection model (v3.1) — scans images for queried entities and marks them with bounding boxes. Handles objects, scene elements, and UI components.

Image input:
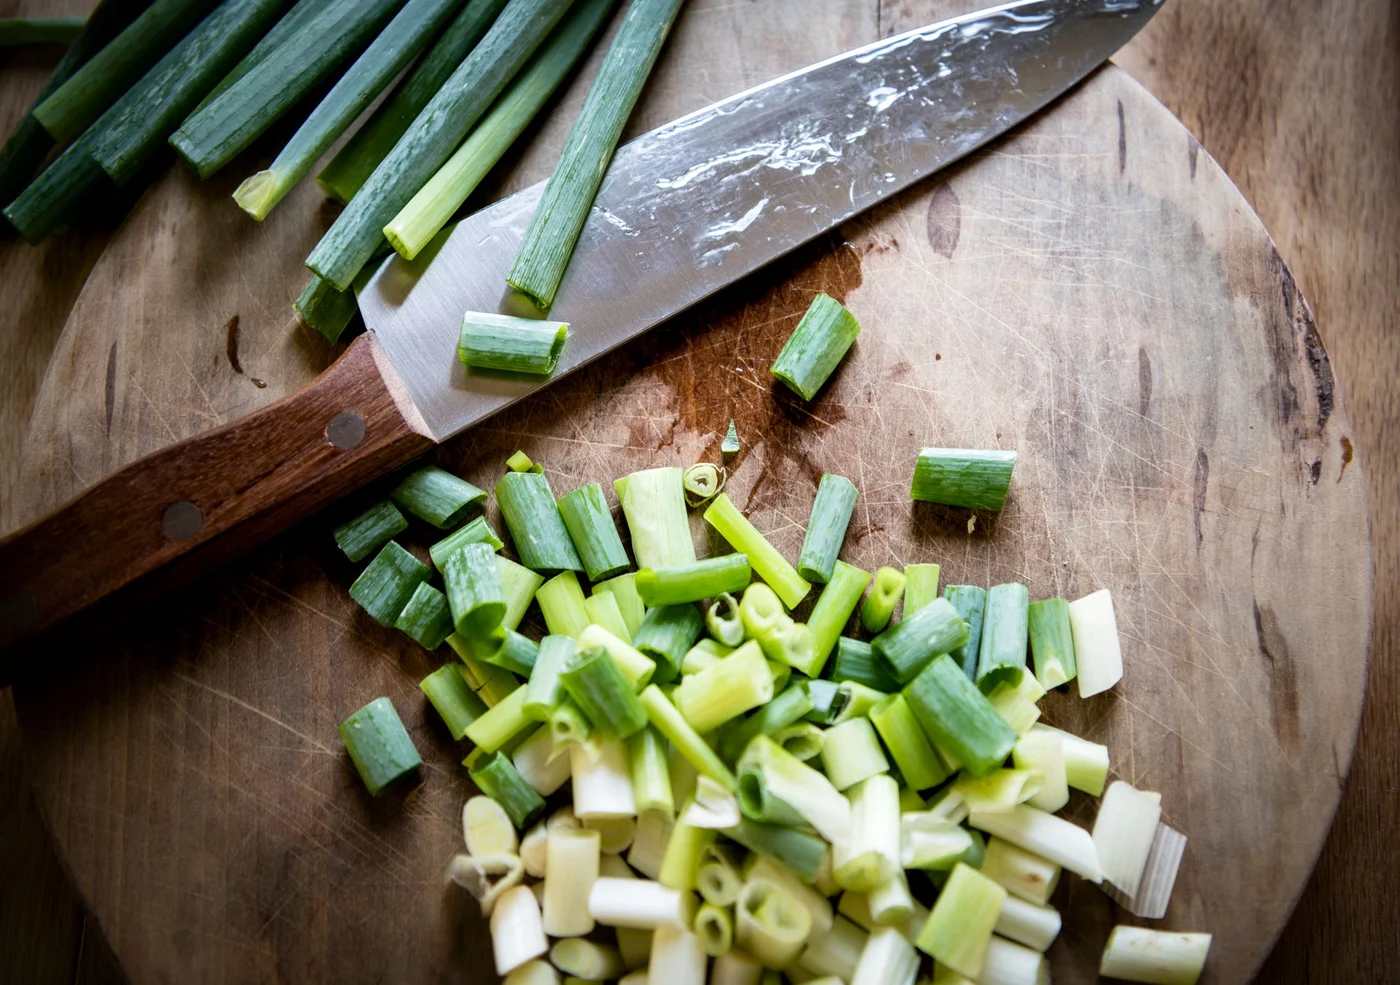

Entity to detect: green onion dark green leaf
[294,274,359,344]
[769,293,861,401]
[391,464,487,528]
[721,421,740,455]
[333,500,408,561]
[557,482,630,582]
[429,515,504,569]
[484,629,540,677]
[349,540,431,625]
[469,750,545,827]
[871,597,968,684]
[0,17,87,46]
[976,582,1029,694]
[831,637,899,693]
[910,448,1016,511]
[394,581,455,648]
[340,696,422,794]
[633,603,704,683]
[458,312,569,376]
[943,584,986,680]
[637,555,751,607]
[524,634,575,721]
[560,645,649,739]
[903,654,1016,779]
[1028,598,1076,690]
[420,663,488,739]
[495,470,584,573]
[796,473,857,584]
[443,541,507,637]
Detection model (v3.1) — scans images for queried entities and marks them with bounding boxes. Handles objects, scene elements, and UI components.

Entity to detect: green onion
[1027,598,1076,690]
[637,555,750,607]
[628,726,673,814]
[523,634,574,720]
[871,597,968,684]
[976,582,1029,693]
[484,629,540,677]
[188,0,330,114]
[942,585,987,679]
[638,685,736,791]
[537,570,591,637]
[860,566,906,634]
[33,0,219,144]
[496,470,584,572]
[717,682,813,764]
[832,774,899,891]
[902,653,1016,778]
[384,0,613,258]
[681,639,730,674]
[723,820,826,884]
[1068,588,1123,698]
[766,658,792,695]
[294,274,359,344]
[395,582,455,648]
[459,312,570,376]
[682,463,726,507]
[470,749,546,827]
[171,0,403,179]
[1031,723,1109,796]
[1011,730,1067,813]
[561,645,648,739]
[968,805,1102,882]
[796,473,858,584]
[444,541,507,636]
[557,482,630,581]
[391,464,487,528]
[705,592,745,647]
[677,640,774,733]
[988,681,1041,735]
[235,0,461,219]
[659,809,716,889]
[980,836,1060,905]
[900,811,975,870]
[1098,926,1212,985]
[819,718,889,792]
[572,738,638,820]
[721,421,740,455]
[774,724,824,762]
[952,769,1043,814]
[633,603,704,683]
[629,808,672,878]
[317,0,507,202]
[704,494,810,609]
[506,450,535,472]
[420,663,488,738]
[465,683,532,752]
[549,694,593,751]
[802,562,871,678]
[339,696,422,795]
[1092,781,1161,899]
[497,555,545,630]
[902,563,941,615]
[851,925,919,985]
[696,843,743,904]
[1,130,103,242]
[506,0,684,308]
[737,735,849,844]
[585,591,632,641]
[578,624,656,690]
[308,0,576,289]
[694,903,733,957]
[430,515,504,568]
[452,642,522,706]
[870,693,947,791]
[744,854,833,938]
[333,500,408,561]
[799,914,868,980]
[733,877,812,969]
[349,540,431,625]
[831,637,898,693]
[0,16,87,45]
[550,938,621,979]
[804,679,847,725]
[593,572,647,638]
[769,293,861,401]
[914,862,1006,978]
[910,448,1016,511]
[615,467,695,569]
[832,681,888,725]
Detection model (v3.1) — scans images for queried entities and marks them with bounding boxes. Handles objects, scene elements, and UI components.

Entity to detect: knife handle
[0,334,434,679]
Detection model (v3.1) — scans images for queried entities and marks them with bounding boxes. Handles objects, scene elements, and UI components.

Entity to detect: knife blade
[0,0,1160,667]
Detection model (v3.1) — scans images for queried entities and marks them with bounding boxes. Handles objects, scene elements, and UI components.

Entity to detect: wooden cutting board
[12,2,1371,983]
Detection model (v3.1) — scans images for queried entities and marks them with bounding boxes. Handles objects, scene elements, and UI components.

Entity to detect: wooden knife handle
[0,334,434,679]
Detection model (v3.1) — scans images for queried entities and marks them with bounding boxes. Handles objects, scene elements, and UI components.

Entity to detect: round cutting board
[15,3,1370,983]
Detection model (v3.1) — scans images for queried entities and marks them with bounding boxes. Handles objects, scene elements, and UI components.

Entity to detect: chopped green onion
[682,463,726,507]
[900,812,976,870]
[798,914,868,980]
[987,681,1041,736]
[705,593,745,647]
[577,624,656,690]
[979,936,1049,985]
[976,583,1029,693]
[588,875,693,928]
[350,541,431,626]
[1011,730,1067,813]
[871,597,968,684]
[507,450,536,472]
[556,482,630,582]
[395,582,455,648]
[914,862,1006,977]
[628,726,673,814]
[295,274,358,344]
[633,603,704,683]
[648,925,707,985]
[496,471,584,572]
[851,925,919,985]
[506,0,685,308]
[804,679,847,725]
[459,312,570,376]
[571,737,637,820]
[511,725,571,795]
[430,515,504,568]
[704,494,810,609]
[660,809,716,889]
[540,823,600,935]
[694,902,734,956]
[472,750,546,828]
[317,0,507,202]
[585,591,632,641]
[448,851,525,915]
[724,819,826,885]
[466,684,533,753]
[339,696,422,795]
[733,876,813,968]
[832,774,899,891]
[1092,781,1161,899]
[464,794,519,856]
[391,465,487,529]
[334,500,408,562]
[1027,598,1076,690]
[832,681,887,724]
[762,620,816,675]
[899,786,928,813]
[637,555,751,606]
[980,837,1060,904]
[969,805,1102,882]
[774,723,824,762]
[803,562,872,677]
[384,0,613,257]
[490,884,548,975]
[744,855,833,938]
[902,654,1016,778]
[819,718,889,792]
[795,473,858,584]
[536,570,590,638]
[910,448,1016,511]
[549,694,593,751]
[831,637,898,693]
[677,640,774,733]
[628,808,672,878]
[695,843,742,904]
[869,693,947,791]
[593,572,647,637]
[721,421,741,455]
[639,685,736,791]
[903,563,941,615]
[1099,927,1212,985]
[551,938,621,979]
[681,640,730,675]
[444,541,507,637]
[1068,588,1123,698]
[943,585,987,680]
[994,896,1061,953]
[952,769,1043,814]
[524,634,574,720]
[483,629,540,677]
[2,127,104,243]
[308,0,577,290]
[421,663,488,739]
[615,467,695,569]
[769,293,861,401]
[860,567,906,634]
[1031,723,1109,796]
[498,555,545,630]
[737,735,849,844]
[561,645,648,739]
[717,682,813,764]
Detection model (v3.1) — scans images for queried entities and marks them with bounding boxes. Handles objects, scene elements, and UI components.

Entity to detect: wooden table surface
[0,0,1395,982]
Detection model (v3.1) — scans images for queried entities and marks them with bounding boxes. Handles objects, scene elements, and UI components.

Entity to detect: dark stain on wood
[925,182,961,258]
[1138,345,1153,416]
[1253,600,1301,752]
[1193,447,1209,545]
[1117,99,1127,173]
[1339,435,1354,482]
[225,315,243,375]
[1309,459,1322,485]
[104,341,117,436]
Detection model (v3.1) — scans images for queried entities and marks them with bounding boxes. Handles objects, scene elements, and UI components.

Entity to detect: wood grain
[0,0,1396,982]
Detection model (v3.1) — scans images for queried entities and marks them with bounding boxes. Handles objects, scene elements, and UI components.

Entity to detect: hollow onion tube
[585,816,636,855]
[969,805,1102,882]
[543,825,601,936]
[393,464,487,527]
[994,897,1061,952]
[637,554,751,606]
[914,863,1006,978]
[1012,730,1068,813]
[682,463,726,506]
[628,726,673,814]
[571,738,636,820]
[861,567,906,634]
[978,935,1049,985]
[953,769,1044,815]
[903,563,941,615]
[943,584,987,680]
[334,500,408,562]
[471,751,546,828]
[869,693,947,792]
[616,467,695,569]
[1098,926,1212,985]
[707,593,746,647]
[444,541,507,637]
[769,293,861,401]
[803,562,872,677]
[1068,588,1123,698]
[694,842,742,905]
[872,597,968,684]
[588,877,693,929]
[820,718,890,792]
[638,686,736,791]
[796,473,858,583]
[704,494,810,608]
[523,634,573,721]
[560,645,648,739]
[648,925,707,985]
[851,925,920,985]
[799,914,867,981]
[1027,598,1075,690]
[429,516,504,568]
[833,774,899,892]
[803,680,846,725]
[774,723,824,762]
[734,877,813,969]
[832,637,898,692]
[677,640,773,733]
[902,654,1016,778]
[980,837,1060,905]
[1092,781,1162,899]
[659,810,716,890]
[421,663,488,739]
[496,471,584,572]
[496,555,544,630]
[744,855,833,938]
[577,624,656,690]
[910,448,1016,511]
[737,735,850,844]
[976,583,1029,693]
[633,603,704,683]
[350,541,431,626]
[339,696,422,795]
[557,481,630,582]
[694,902,733,956]
[511,723,571,795]
[491,883,549,975]
[832,681,889,724]
[397,582,454,648]
[593,572,647,639]
[724,819,827,884]
[466,680,532,752]
[537,570,590,638]
[717,682,813,764]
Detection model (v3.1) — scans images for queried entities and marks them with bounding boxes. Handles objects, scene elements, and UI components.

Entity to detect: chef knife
[0,0,1161,673]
